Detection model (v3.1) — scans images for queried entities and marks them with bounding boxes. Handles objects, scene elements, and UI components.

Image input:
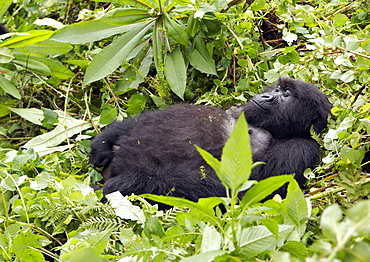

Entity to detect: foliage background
[0,0,369,261]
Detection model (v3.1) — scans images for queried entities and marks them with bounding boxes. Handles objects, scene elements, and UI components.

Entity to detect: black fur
[90,78,332,205]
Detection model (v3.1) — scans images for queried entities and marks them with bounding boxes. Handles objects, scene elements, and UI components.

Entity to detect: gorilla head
[244,78,332,138]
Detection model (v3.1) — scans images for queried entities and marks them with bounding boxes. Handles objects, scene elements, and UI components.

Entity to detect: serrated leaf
[50,9,151,44]
[220,113,252,191]
[0,75,20,99]
[188,36,216,75]
[106,192,146,224]
[0,46,14,63]
[0,30,54,48]
[201,225,221,252]
[164,46,186,99]
[163,12,189,46]
[83,21,154,85]
[14,40,72,56]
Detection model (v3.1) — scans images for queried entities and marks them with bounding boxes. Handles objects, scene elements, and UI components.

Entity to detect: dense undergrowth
[0,0,369,261]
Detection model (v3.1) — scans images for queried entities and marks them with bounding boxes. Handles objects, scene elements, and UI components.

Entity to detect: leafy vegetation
[0,0,369,261]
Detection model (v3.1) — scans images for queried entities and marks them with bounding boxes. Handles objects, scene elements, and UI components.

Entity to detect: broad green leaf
[320,204,342,242]
[86,229,113,253]
[100,104,118,124]
[239,225,293,258]
[14,40,72,56]
[181,250,226,262]
[101,8,150,25]
[333,13,348,26]
[201,225,221,252]
[0,30,54,48]
[106,192,146,224]
[340,70,355,83]
[164,46,186,99]
[0,0,12,18]
[220,113,252,191]
[0,46,14,63]
[0,75,20,99]
[94,0,156,9]
[27,55,74,79]
[347,200,370,236]
[281,180,308,240]
[250,0,268,11]
[114,44,153,94]
[188,36,217,75]
[125,94,147,115]
[240,175,293,207]
[163,12,189,46]
[29,172,51,190]
[51,11,151,45]
[12,53,51,75]
[83,21,154,85]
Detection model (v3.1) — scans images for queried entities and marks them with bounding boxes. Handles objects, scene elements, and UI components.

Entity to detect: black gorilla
[90,78,332,203]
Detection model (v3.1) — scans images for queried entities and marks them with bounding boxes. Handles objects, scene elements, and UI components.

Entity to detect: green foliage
[0,0,369,260]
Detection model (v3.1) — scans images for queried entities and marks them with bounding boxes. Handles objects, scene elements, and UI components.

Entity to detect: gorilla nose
[260,94,274,102]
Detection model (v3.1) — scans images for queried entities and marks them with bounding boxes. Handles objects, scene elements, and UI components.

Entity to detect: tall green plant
[50,0,218,100]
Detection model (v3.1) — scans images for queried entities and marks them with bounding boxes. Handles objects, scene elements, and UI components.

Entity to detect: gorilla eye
[283,90,291,97]
[248,129,253,134]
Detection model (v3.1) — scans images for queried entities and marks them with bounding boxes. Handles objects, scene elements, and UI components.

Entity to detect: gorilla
[90,78,332,204]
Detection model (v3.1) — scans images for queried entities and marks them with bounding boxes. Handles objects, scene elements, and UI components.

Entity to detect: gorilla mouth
[251,99,268,112]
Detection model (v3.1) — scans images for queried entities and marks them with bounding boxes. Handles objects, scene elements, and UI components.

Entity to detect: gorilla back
[90,78,332,205]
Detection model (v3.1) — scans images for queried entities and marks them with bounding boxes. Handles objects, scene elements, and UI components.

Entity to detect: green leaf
[0,0,12,19]
[0,74,20,99]
[219,113,252,192]
[320,204,342,242]
[29,172,51,190]
[106,192,146,224]
[188,36,217,75]
[12,53,51,75]
[13,40,72,56]
[201,225,221,252]
[27,55,74,79]
[281,180,308,240]
[100,104,118,124]
[164,46,187,99]
[125,94,146,114]
[152,20,165,78]
[333,13,349,26]
[181,250,226,262]
[163,12,189,46]
[41,107,59,128]
[250,0,268,11]
[195,146,221,175]
[86,229,112,253]
[83,21,154,85]
[0,30,54,48]
[240,175,293,207]
[0,46,14,63]
[142,194,222,226]
[50,9,151,44]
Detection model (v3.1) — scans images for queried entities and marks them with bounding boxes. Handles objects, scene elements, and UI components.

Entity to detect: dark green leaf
[0,74,20,99]
[164,46,187,99]
[163,12,189,46]
[188,36,216,75]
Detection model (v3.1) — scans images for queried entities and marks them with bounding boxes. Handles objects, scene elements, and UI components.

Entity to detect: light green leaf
[14,40,72,56]
[240,175,293,207]
[164,46,187,99]
[220,113,252,191]
[83,21,154,85]
[181,250,226,262]
[94,0,155,9]
[320,204,342,242]
[50,9,150,44]
[106,192,146,224]
[163,12,189,46]
[12,53,51,75]
[195,146,221,175]
[333,13,348,26]
[0,46,14,63]
[340,70,355,83]
[251,0,268,11]
[188,36,216,75]
[0,30,54,48]
[28,55,74,79]
[0,75,20,99]
[29,172,51,190]
[0,0,12,18]
[201,225,221,252]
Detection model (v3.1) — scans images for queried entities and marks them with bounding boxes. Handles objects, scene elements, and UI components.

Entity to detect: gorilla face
[248,125,273,155]
[244,78,333,139]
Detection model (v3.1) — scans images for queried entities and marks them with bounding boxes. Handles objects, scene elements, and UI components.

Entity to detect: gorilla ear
[311,98,333,134]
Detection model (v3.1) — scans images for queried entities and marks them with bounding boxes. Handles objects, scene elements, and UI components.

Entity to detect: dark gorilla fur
[90,78,332,205]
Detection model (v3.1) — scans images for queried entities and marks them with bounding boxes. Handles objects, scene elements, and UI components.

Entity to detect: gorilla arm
[250,137,319,197]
